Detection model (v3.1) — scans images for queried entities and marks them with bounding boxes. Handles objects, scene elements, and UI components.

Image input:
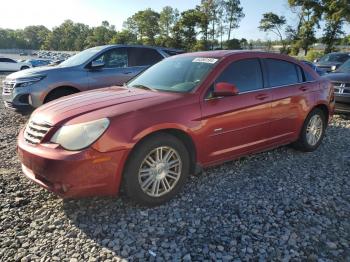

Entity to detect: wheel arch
[126,128,198,175]
[43,86,81,103]
[313,103,330,125]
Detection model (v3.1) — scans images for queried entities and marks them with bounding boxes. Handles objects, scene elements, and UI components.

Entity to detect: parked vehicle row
[2,45,183,110]
[15,50,334,206]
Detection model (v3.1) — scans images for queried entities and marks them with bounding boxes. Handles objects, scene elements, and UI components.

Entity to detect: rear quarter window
[128,48,164,67]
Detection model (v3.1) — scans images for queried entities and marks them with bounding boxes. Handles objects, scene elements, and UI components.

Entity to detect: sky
[0,0,349,41]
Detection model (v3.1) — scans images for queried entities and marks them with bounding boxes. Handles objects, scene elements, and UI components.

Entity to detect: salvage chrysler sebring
[17,51,334,206]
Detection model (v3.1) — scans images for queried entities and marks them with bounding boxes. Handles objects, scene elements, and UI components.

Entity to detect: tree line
[0,0,349,55]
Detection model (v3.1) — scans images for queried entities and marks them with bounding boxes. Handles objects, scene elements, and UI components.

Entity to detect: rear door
[200,58,273,164]
[263,58,316,144]
[87,47,132,89]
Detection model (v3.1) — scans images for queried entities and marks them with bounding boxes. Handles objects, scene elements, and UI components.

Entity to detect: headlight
[16,76,46,88]
[50,118,110,151]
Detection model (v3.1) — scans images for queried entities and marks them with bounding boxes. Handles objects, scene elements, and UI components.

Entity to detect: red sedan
[17,51,334,206]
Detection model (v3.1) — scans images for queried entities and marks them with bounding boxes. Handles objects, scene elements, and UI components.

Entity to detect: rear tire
[44,88,78,103]
[293,108,326,152]
[20,66,29,70]
[123,133,190,206]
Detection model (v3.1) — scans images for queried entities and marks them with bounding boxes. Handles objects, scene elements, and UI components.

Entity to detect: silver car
[2,45,182,110]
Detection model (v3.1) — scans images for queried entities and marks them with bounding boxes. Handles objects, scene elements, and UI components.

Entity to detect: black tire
[293,108,326,152]
[123,133,190,206]
[44,88,78,103]
[20,66,29,70]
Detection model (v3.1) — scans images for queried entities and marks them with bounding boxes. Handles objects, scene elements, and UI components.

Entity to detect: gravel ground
[0,73,349,261]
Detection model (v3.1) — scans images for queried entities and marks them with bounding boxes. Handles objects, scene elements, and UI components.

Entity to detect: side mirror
[90,61,105,69]
[213,82,239,97]
[314,59,319,63]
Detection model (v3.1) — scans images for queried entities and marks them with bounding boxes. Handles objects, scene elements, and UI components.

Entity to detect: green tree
[288,0,323,55]
[110,29,137,44]
[321,0,350,53]
[159,6,179,38]
[85,21,115,48]
[259,12,288,53]
[177,9,202,51]
[23,25,50,49]
[223,0,244,41]
[225,38,241,49]
[158,6,179,47]
[198,0,223,50]
[124,9,160,45]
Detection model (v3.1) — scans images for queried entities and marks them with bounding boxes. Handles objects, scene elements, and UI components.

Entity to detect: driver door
[200,58,273,164]
[87,47,134,89]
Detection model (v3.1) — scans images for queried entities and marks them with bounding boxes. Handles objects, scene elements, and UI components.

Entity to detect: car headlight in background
[15,75,46,88]
[50,118,110,151]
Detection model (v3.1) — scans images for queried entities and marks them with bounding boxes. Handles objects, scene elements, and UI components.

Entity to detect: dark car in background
[323,59,350,113]
[301,60,326,76]
[2,45,182,110]
[315,52,350,73]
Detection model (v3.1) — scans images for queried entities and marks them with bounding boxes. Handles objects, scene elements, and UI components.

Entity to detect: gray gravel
[0,73,349,261]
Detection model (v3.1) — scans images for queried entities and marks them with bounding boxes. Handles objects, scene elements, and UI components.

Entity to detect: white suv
[0,57,31,72]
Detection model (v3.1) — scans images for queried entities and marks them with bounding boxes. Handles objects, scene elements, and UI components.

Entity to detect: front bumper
[2,82,32,110]
[334,94,350,113]
[17,129,128,198]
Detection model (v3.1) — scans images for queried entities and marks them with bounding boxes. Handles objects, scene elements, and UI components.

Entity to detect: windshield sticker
[193,58,218,64]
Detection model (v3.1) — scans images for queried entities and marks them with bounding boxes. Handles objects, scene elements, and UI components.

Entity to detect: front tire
[123,133,190,206]
[20,66,29,70]
[293,108,326,152]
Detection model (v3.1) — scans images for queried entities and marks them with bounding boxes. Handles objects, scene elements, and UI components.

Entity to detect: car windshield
[59,47,103,67]
[337,59,350,72]
[128,56,218,93]
[319,53,350,63]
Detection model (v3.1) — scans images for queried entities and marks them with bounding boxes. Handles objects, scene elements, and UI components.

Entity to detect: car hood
[31,87,184,126]
[5,65,69,80]
[316,61,342,67]
[323,72,350,82]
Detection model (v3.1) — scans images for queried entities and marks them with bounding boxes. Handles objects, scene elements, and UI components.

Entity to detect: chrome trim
[204,81,317,101]
[24,121,52,145]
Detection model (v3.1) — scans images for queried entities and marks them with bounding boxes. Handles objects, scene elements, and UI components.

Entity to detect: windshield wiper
[131,84,156,91]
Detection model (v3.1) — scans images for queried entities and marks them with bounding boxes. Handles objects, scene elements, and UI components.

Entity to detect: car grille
[24,121,52,145]
[2,81,16,95]
[333,82,350,94]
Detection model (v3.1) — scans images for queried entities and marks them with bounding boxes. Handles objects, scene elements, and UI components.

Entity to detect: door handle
[299,86,308,92]
[255,94,269,100]
[123,71,132,74]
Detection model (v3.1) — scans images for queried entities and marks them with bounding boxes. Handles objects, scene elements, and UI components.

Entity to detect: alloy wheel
[306,114,323,146]
[138,146,182,197]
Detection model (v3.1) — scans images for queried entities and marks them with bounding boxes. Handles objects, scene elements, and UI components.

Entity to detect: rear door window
[264,59,299,87]
[216,58,264,92]
[128,48,164,67]
[93,48,128,68]
[0,58,16,63]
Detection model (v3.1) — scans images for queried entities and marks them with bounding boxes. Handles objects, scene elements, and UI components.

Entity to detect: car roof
[174,50,295,59]
[95,44,183,52]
